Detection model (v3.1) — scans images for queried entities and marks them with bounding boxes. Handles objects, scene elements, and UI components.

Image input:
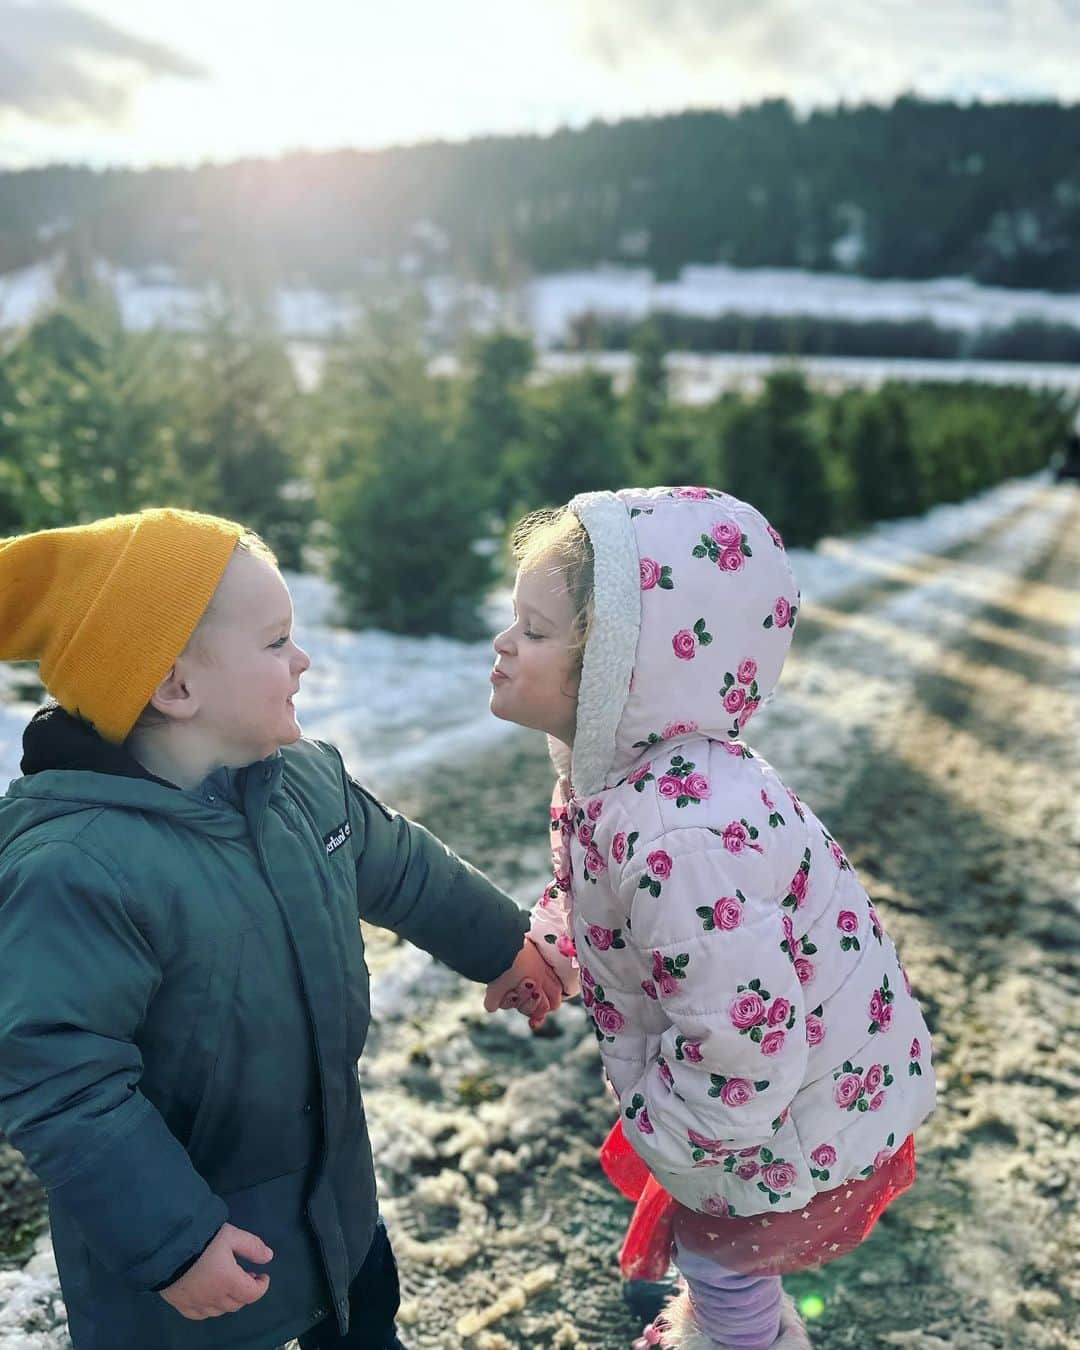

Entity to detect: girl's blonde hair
[130,531,278,732]
[510,508,594,673]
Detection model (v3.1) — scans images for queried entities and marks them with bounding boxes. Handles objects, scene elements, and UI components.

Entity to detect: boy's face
[490,562,579,745]
[184,552,311,764]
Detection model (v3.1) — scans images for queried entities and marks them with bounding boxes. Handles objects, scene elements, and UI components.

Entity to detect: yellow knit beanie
[0,508,245,743]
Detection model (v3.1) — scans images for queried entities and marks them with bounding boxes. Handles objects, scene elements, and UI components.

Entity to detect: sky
[2,0,1079,170]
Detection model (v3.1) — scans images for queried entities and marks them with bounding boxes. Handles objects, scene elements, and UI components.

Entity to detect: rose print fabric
[526,772,582,995]
[672,1132,916,1275]
[600,1117,916,1279]
[527,486,936,1221]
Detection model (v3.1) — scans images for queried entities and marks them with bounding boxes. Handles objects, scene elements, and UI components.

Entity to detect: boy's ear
[147,660,200,722]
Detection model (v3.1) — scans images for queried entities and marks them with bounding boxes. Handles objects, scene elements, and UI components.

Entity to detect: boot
[624,1266,681,1324]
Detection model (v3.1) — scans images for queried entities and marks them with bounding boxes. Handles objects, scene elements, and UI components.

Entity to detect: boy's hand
[484,940,565,1029]
[159,1223,273,1320]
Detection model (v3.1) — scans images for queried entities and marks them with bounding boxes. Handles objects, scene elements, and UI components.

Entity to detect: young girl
[0,508,556,1350]
[486,487,936,1349]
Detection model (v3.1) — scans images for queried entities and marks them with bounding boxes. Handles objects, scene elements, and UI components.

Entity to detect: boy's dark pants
[296,1220,402,1349]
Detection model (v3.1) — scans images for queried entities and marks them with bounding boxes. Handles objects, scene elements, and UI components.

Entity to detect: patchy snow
[106,269,363,340]
[6,259,1080,395]
[521,263,1080,346]
[0,1235,65,1348]
[108,267,206,331]
[4,256,1080,347]
[531,349,1080,399]
[0,264,55,331]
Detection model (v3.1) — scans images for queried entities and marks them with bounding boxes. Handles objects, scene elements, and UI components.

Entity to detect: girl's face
[183,552,311,763]
[490,562,580,745]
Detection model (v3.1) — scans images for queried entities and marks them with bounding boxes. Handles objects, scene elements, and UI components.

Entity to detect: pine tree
[625,320,669,473]
[846,384,923,522]
[506,370,630,513]
[1,295,178,529]
[458,331,534,517]
[0,352,25,534]
[321,302,495,635]
[171,300,312,567]
[723,370,832,547]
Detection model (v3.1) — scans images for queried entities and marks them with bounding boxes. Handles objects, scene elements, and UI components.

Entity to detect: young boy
[0,508,560,1350]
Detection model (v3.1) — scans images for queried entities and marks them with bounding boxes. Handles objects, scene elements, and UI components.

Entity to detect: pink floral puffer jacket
[530,486,936,1217]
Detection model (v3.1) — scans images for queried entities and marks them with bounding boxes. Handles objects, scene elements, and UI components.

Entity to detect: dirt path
[1,483,1076,1350]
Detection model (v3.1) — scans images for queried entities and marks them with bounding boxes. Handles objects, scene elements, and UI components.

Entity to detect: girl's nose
[493,627,514,656]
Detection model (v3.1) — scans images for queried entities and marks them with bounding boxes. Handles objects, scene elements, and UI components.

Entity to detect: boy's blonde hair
[510,508,594,673]
[130,531,278,731]
[191,531,278,646]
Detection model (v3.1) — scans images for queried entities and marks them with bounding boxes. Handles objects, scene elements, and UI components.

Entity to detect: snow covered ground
[0,473,1055,795]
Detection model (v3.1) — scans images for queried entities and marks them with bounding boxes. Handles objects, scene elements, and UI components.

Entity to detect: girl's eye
[524,629,544,641]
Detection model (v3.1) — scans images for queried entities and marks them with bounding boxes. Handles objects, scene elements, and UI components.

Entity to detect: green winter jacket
[0,710,528,1350]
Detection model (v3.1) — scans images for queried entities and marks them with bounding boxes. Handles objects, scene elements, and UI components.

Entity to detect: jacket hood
[1,705,264,848]
[568,486,800,796]
[19,703,175,783]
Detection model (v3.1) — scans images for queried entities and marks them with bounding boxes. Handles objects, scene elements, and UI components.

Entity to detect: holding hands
[484,939,566,1029]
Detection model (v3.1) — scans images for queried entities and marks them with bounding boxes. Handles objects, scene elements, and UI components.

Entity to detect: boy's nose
[294,644,312,674]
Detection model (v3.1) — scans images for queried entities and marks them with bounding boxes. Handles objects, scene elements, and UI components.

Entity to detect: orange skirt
[600,1120,915,1281]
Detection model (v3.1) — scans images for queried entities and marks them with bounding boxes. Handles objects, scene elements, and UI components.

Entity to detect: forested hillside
[2,98,1078,290]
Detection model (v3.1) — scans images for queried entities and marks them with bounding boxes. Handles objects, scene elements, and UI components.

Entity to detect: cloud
[568,0,1080,105]
[0,0,207,124]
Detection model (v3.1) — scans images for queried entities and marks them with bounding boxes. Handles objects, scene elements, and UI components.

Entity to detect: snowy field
[5,260,1080,344]
[519,263,1080,346]
[432,349,1080,402]
[7,258,1080,400]
[5,259,1080,397]
[0,473,1056,795]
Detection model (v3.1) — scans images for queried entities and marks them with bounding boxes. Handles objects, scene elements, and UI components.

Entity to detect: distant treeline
[568,312,1080,364]
[0,292,1072,638]
[2,98,1080,292]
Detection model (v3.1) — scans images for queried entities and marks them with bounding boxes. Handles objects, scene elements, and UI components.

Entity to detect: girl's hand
[484,940,565,1028]
[502,976,550,1028]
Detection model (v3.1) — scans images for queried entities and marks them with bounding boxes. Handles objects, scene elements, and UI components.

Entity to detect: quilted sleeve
[525,780,580,996]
